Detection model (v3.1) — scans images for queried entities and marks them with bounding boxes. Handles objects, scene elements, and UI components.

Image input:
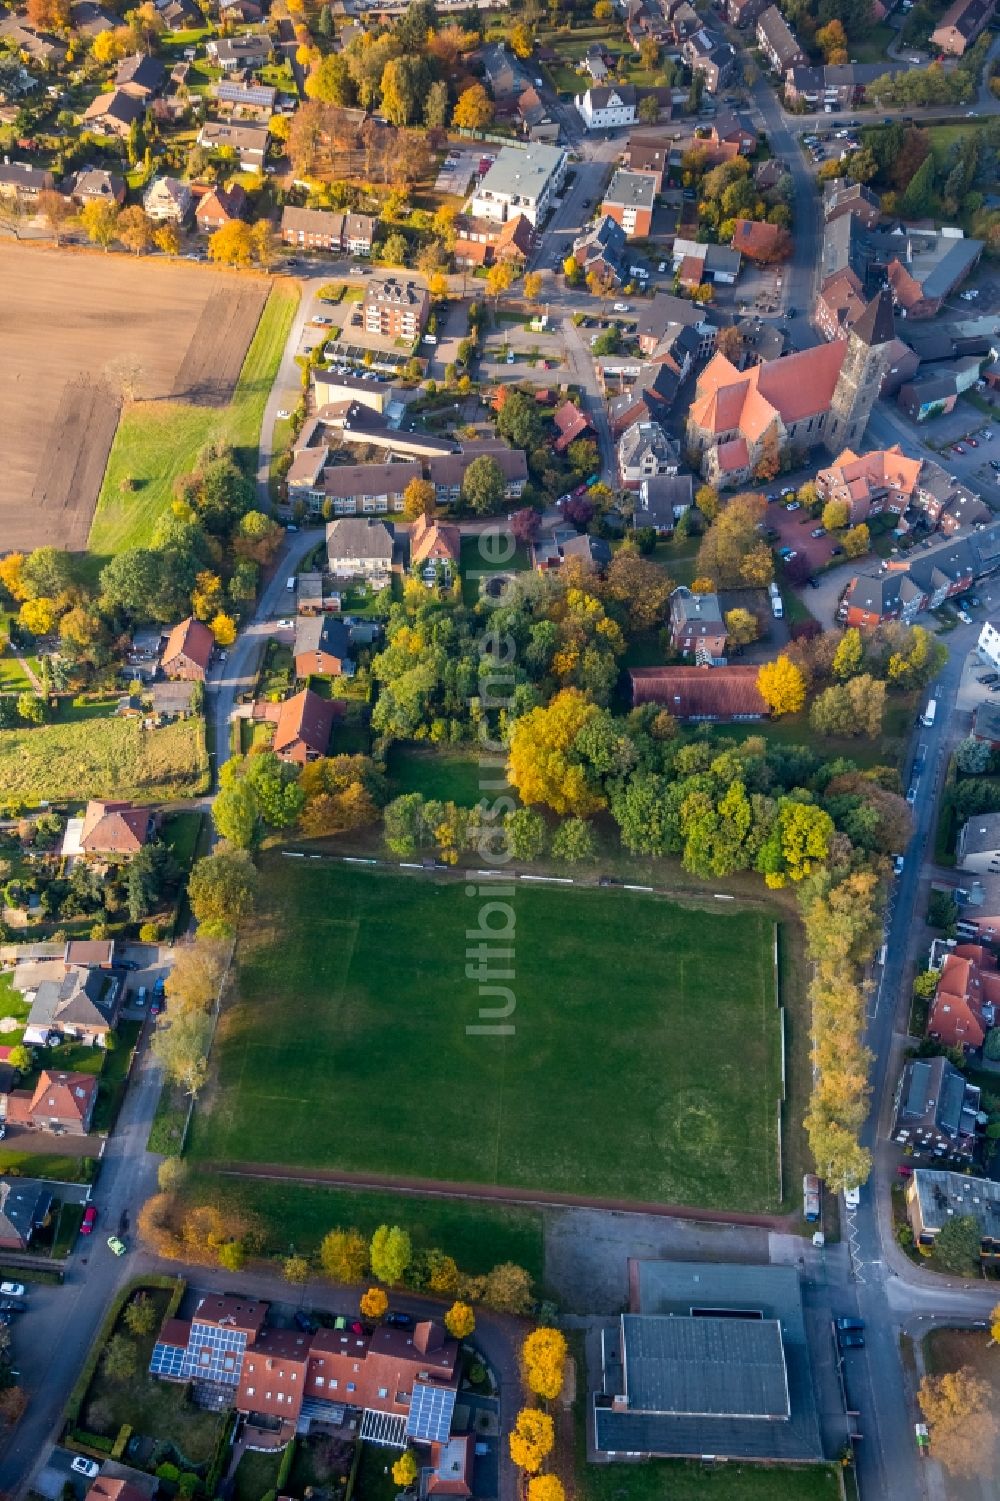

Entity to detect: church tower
[823,289,895,454]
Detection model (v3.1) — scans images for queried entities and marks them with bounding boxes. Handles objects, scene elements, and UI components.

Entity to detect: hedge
[64,1276,185,1427]
[276,1439,296,1490]
[112,1423,133,1460]
[204,1410,238,1497]
[69,1429,115,1454]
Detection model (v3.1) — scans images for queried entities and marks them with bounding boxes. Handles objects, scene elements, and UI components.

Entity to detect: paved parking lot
[766,497,842,572]
[433,146,491,200]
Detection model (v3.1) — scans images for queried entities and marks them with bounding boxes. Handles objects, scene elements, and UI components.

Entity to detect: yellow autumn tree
[507,688,604,816]
[521,1327,567,1401]
[508,1409,554,1475]
[756,654,806,717]
[19,596,58,636]
[444,1301,476,1339]
[452,83,493,129]
[359,1286,388,1320]
[392,1451,419,1487]
[0,552,28,601]
[528,1478,566,1501]
[919,1367,998,1478]
[210,613,238,648]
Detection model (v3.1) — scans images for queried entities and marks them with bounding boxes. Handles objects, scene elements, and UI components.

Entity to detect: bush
[111,1424,133,1460]
[985,1028,1000,1061]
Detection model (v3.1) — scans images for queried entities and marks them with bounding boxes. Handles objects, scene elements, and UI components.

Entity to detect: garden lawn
[579,1457,840,1501]
[179,1170,544,1279]
[0,716,208,805]
[387,746,509,808]
[190,859,784,1210]
[0,970,31,1042]
[233,1449,282,1501]
[88,282,299,560]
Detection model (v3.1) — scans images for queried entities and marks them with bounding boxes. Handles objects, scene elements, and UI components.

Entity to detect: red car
[953,445,965,455]
[967,437,978,448]
[896,1164,913,1178]
[572,484,588,498]
[80,1205,98,1235]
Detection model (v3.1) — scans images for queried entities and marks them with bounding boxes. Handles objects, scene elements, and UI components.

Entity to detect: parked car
[967,437,978,448]
[844,1186,860,1210]
[778,547,793,559]
[836,1316,865,1332]
[785,500,800,511]
[294,1310,319,1334]
[81,1205,98,1236]
[0,1283,24,1298]
[612,303,630,313]
[953,445,965,455]
[276,409,291,420]
[906,787,917,804]
[893,855,905,875]
[71,1459,100,1479]
[107,1235,126,1257]
[385,1311,414,1329]
[350,1319,365,1335]
[811,527,826,538]
[838,1329,865,1348]
[979,673,998,683]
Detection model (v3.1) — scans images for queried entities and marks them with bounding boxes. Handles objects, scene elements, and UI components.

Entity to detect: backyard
[0,714,209,806]
[386,746,508,808]
[88,281,299,562]
[189,858,784,1211]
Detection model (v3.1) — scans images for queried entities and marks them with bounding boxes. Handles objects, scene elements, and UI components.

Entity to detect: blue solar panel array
[147,1323,248,1384]
[406,1383,457,1443]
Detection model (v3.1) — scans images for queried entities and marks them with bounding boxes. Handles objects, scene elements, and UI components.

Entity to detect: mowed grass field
[0,716,208,805]
[89,280,299,561]
[190,858,783,1211]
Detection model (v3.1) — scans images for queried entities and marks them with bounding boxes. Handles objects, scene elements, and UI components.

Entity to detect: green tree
[551,817,597,863]
[187,849,257,937]
[320,1227,369,1282]
[284,1254,310,1284]
[931,1214,983,1275]
[496,390,543,450]
[461,454,506,515]
[103,1334,139,1383]
[370,1224,412,1284]
[505,807,547,862]
[99,548,163,619]
[124,1293,158,1336]
[212,782,257,849]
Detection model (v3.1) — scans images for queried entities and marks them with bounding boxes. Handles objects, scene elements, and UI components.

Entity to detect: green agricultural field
[88,282,299,561]
[0,716,208,806]
[190,858,783,1211]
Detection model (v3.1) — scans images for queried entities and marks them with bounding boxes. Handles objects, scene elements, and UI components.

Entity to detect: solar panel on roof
[406,1382,456,1443]
[150,1343,187,1379]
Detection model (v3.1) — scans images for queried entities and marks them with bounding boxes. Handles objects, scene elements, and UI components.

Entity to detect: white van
[286,576,296,591]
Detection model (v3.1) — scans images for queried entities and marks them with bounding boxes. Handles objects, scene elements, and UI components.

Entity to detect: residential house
[756,6,805,73]
[730,218,787,263]
[842,520,1000,627]
[617,419,679,489]
[62,167,126,206]
[635,474,693,533]
[115,53,165,99]
[453,213,534,269]
[326,517,396,584]
[0,17,67,64]
[977,619,1000,673]
[629,664,768,719]
[910,461,989,534]
[409,514,461,584]
[293,616,353,679]
[207,32,272,70]
[823,181,881,231]
[162,616,213,681]
[480,41,530,102]
[213,80,277,118]
[670,238,741,285]
[885,228,984,320]
[669,587,727,659]
[143,175,191,223]
[469,143,567,226]
[958,812,1000,874]
[931,0,996,54]
[0,163,54,202]
[623,133,671,192]
[15,958,123,1048]
[733,317,786,367]
[150,1295,460,1452]
[687,292,896,484]
[929,943,1000,1050]
[517,86,559,144]
[0,1178,53,1251]
[785,61,907,109]
[64,939,117,968]
[601,169,656,239]
[426,446,528,505]
[5,1070,99,1135]
[709,111,757,155]
[608,361,684,436]
[572,215,628,285]
[82,89,145,139]
[295,573,327,615]
[892,1054,981,1159]
[906,1169,1000,1257]
[272,688,336,765]
[313,373,392,416]
[815,445,922,524]
[897,371,961,421]
[725,0,769,26]
[814,268,870,343]
[974,700,1000,749]
[72,800,157,858]
[160,0,202,27]
[636,292,718,359]
[681,28,737,92]
[279,207,375,254]
[531,526,612,571]
[196,182,247,232]
[552,401,593,454]
[198,119,269,173]
[363,278,429,341]
[424,1436,474,1499]
[575,85,638,131]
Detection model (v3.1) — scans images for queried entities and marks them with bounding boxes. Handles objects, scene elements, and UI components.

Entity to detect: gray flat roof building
[595,1261,825,1462]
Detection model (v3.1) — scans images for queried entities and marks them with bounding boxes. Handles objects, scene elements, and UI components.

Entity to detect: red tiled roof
[410,514,461,566]
[80,799,152,855]
[87,1479,150,1501]
[716,435,749,473]
[629,664,768,717]
[162,615,214,672]
[887,259,924,310]
[929,946,995,1049]
[196,182,247,223]
[678,254,704,286]
[238,1326,312,1422]
[552,400,592,452]
[28,1070,98,1127]
[730,218,784,259]
[273,687,335,758]
[689,342,847,439]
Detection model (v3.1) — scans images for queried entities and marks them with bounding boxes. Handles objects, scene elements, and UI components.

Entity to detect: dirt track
[0,243,268,551]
